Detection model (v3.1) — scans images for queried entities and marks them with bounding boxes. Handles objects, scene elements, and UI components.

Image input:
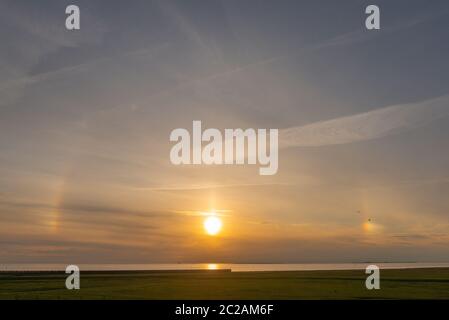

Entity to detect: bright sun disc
[204,216,222,235]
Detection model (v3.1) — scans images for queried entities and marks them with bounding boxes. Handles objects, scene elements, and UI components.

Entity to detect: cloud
[279,94,449,148]
[133,182,290,191]
[0,8,435,107]
[0,43,170,95]
[156,0,211,54]
[0,1,106,48]
[391,234,431,240]
[198,11,443,84]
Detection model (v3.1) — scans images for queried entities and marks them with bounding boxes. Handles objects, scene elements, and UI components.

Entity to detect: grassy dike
[1,268,449,300]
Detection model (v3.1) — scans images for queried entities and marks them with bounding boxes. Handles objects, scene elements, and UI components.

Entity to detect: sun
[204,216,222,236]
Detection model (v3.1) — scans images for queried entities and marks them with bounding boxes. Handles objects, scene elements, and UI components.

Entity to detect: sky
[1,0,449,264]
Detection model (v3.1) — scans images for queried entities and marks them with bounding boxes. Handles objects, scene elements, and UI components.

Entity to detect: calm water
[2,262,449,272]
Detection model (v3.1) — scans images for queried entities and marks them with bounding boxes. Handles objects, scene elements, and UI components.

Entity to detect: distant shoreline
[1,267,449,274]
[2,262,449,273]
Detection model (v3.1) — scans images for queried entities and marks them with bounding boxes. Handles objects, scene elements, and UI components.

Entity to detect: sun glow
[204,215,222,236]
[207,263,218,270]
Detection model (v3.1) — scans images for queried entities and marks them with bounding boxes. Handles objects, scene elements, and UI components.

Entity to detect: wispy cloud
[1,8,436,105]
[195,10,444,84]
[279,94,449,148]
[133,182,291,191]
[0,43,171,94]
[156,0,211,54]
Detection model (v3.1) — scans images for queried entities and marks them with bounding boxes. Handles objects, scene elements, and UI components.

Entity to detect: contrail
[279,94,449,148]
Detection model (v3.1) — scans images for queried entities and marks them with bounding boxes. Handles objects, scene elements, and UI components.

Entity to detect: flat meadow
[1,268,449,299]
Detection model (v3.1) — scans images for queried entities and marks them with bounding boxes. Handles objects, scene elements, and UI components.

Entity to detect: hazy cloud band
[279,94,449,148]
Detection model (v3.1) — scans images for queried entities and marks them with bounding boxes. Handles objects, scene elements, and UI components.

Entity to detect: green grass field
[1,268,449,299]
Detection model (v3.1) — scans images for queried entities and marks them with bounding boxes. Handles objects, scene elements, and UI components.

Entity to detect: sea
[2,262,449,272]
